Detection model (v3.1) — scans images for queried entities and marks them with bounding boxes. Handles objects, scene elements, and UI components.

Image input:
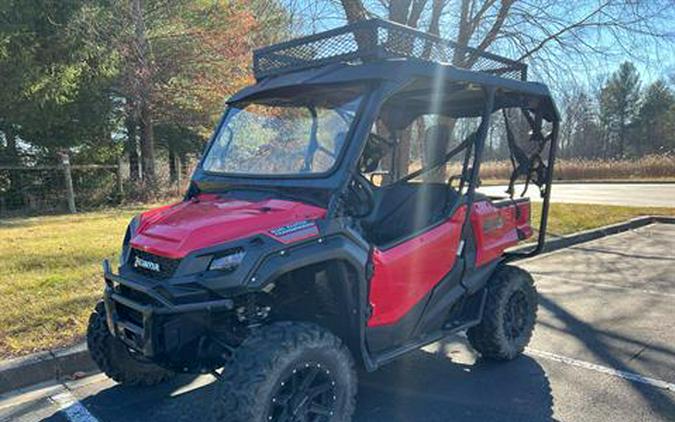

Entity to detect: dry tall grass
[479,155,675,181]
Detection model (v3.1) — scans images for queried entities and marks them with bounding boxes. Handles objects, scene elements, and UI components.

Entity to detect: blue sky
[283,0,675,92]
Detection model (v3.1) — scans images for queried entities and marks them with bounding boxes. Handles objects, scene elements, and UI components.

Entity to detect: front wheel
[213,322,357,422]
[86,301,174,385]
[467,265,538,360]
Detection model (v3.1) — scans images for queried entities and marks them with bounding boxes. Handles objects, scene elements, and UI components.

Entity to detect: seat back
[365,183,458,245]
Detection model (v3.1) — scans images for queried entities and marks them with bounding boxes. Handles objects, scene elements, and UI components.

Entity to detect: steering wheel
[346,173,375,218]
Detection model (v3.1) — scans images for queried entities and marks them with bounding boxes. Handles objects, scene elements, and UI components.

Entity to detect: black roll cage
[341,84,558,259]
[190,18,560,259]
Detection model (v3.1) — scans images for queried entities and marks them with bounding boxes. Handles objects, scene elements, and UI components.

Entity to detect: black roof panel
[229,59,559,121]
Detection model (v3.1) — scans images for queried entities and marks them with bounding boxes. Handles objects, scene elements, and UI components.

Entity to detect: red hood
[130,195,326,259]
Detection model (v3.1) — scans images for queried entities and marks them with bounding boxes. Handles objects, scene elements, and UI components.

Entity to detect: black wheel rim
[503,290,529,341]
[268,361,338,422]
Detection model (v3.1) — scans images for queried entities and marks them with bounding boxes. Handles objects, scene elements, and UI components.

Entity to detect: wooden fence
[0,157,123,215]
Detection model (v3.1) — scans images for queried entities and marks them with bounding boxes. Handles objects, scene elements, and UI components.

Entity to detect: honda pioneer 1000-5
[88,18,559,422]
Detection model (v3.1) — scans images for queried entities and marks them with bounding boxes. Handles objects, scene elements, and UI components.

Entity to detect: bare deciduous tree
[332,0,673,81]
[293,0,674,176]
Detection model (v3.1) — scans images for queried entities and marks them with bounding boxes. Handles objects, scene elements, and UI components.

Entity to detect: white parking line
[526,348,675,392]
[50,388,99,422]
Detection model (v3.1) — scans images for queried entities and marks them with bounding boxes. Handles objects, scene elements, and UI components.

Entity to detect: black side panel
[365,290,430,353]
[462,260,500,294]
[412,264,466,337]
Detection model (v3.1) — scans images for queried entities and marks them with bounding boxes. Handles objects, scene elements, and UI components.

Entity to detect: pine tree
[598,62,641,158]
[635,80,675,155]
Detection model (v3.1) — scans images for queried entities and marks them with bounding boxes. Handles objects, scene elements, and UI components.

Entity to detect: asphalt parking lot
[1,224,674,422]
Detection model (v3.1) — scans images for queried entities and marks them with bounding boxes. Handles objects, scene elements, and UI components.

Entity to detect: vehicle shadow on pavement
[41,340,552,422]
[355,346,553,421]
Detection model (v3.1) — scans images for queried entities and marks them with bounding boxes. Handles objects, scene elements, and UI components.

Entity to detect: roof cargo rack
[253,18,527,81]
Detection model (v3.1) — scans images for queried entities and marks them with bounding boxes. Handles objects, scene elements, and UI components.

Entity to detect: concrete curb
[1,215,674,395]
[511,215,675,257]
[0,343,95,395]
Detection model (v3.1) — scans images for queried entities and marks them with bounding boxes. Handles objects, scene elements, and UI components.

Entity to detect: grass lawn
[0,205,150,359]
[532,203,675,237]
[1,202,674,359]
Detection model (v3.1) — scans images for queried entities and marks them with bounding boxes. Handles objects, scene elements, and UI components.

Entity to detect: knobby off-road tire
[467,265,538,360]
[86,301,174,385]
[213,322,357,422]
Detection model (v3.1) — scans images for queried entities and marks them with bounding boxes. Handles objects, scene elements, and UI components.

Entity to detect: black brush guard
[102,260,234,357]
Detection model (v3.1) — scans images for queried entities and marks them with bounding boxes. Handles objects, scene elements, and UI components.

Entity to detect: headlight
[209,248,246,272]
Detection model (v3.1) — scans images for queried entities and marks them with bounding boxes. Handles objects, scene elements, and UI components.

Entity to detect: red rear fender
[470,199,532,267]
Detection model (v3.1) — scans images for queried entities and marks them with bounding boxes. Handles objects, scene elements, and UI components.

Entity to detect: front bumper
[102,260,234,357]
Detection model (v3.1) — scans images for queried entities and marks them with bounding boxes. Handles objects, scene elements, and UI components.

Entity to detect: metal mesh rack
[253,19,527,81]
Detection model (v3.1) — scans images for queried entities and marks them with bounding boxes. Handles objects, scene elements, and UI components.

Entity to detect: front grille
[116,302,144,326]
[129,248,180,280]
[119,284,161,307]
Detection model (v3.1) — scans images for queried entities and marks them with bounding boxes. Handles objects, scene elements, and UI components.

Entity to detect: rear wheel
[213,322,357,422]
[467,265,537,360]
[86,301,174,385]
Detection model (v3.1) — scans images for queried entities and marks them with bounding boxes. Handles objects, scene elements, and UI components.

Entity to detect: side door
[365,207,465,351]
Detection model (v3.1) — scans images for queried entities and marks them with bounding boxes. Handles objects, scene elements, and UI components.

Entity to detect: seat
[364,182,459,246]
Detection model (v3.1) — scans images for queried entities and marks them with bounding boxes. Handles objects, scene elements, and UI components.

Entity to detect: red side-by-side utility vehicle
[87,19,559,422]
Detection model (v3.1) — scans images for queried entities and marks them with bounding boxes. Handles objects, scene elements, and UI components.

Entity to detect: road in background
[479,183,675,207]
[1,224,674,421]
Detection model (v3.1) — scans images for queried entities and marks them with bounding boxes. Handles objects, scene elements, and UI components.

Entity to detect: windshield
[202,89,364,176]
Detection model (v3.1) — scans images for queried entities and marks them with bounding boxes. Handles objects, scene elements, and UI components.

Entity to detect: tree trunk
[387,0,415,180]
[618,111,626,158]
[125,112,140,181]
[421,1,474,182]
[179,153,190,181]
[340,0,367,22]
[396,127,412,180]
[426,117,457,182]
[4,129,18,163]
[454,0,472,65]
[168,148,178,183]
[337,0,514,183]
[132,0,155,185]
[388,0,413,23]
[139,101,155,184]
[4,129,25,208]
